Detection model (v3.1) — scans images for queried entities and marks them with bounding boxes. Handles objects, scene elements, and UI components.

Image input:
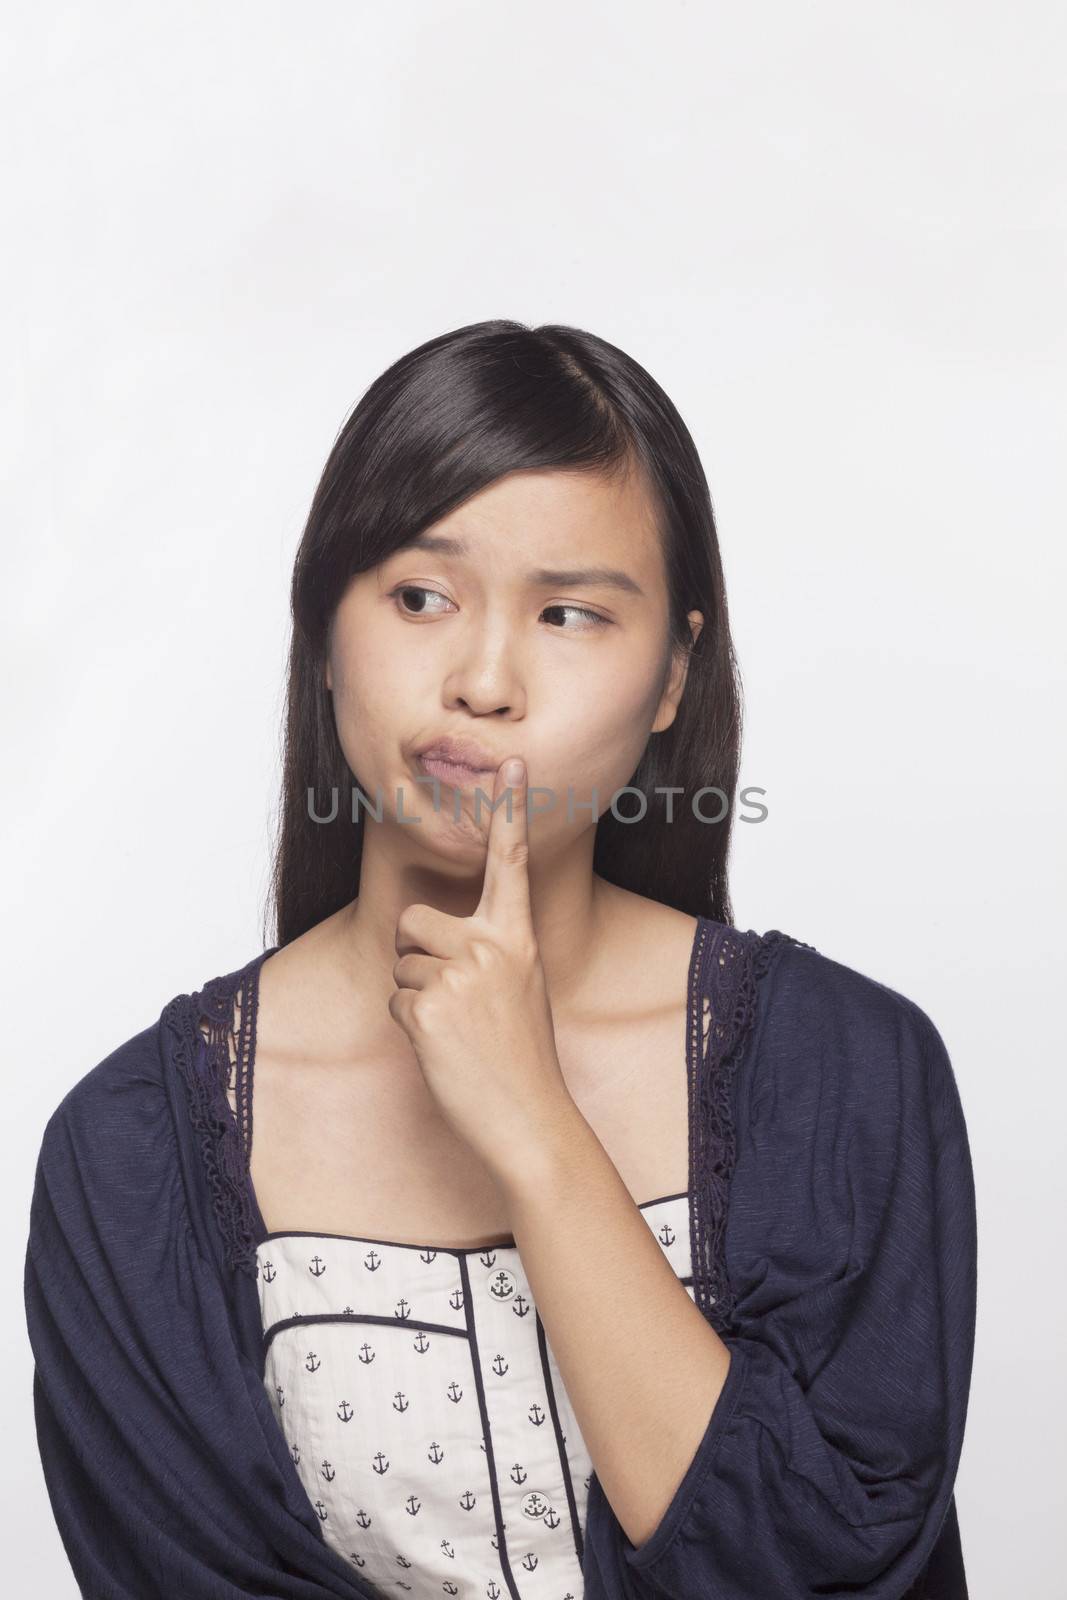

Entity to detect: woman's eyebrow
[393,532,645,597]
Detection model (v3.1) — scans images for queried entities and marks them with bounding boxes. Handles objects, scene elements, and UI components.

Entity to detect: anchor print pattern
[257,1191,700,1598]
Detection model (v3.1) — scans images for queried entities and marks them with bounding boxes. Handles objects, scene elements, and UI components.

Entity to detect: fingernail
[503,757,524,784]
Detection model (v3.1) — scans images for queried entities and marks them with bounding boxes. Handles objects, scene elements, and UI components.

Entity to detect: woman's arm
[24,1031,374,1600]
[501,1104,735,1550]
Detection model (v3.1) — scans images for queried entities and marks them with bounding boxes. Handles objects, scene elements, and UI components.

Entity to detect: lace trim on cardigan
[688,923,816,1332]
[168,925,813,1288]
[165,948,276,1277]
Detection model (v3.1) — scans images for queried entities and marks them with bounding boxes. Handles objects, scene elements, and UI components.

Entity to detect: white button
[521,1490,553,1518]
[487,1268,517,1300]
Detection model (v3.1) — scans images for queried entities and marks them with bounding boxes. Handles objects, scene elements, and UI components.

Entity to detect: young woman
[24,320,977,1600]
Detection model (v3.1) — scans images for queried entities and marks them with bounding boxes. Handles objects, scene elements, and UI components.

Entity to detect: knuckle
[410,992,436,1032]
[395,905,423,947]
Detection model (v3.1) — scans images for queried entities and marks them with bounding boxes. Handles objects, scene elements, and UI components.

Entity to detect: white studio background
[3,3,1063,1593]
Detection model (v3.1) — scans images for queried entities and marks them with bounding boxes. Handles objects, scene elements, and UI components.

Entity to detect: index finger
[477,756,531,926]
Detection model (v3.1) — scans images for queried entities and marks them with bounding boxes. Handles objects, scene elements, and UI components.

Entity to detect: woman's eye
[392,585,454,617]
[541,603,610,630]
[390,586,609,631]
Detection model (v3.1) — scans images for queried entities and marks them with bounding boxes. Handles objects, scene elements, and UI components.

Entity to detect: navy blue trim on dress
[456,1250,522,1600]
[533,1305,586,1568]
[259,1189,692,1254]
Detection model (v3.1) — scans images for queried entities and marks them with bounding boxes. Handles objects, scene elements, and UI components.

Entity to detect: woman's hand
[387,757,574,1188]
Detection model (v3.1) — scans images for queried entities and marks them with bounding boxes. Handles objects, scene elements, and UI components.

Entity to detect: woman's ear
[651,610,704,734]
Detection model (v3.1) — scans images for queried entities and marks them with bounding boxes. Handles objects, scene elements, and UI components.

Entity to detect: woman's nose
[442,627,526,717]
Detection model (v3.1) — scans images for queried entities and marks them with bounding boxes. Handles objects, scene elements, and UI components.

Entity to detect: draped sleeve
[24,1017,378,1600]
[583,937,978,1599]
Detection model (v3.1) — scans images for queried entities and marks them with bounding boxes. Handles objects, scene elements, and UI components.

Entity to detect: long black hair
[266,319,743,947]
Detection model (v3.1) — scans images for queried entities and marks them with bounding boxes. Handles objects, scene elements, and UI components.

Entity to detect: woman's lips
[416,753,496,791]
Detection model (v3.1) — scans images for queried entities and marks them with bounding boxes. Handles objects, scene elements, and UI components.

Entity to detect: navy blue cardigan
[24,920,977,1598]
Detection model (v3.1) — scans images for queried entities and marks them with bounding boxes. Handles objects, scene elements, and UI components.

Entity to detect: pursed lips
[415,737,504,770]
[415,745,500,790]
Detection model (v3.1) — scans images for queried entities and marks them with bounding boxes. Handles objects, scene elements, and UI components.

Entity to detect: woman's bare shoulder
[588,883,703,1018]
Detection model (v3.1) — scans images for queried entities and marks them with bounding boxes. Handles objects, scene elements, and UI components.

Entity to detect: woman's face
[325,462,703,867]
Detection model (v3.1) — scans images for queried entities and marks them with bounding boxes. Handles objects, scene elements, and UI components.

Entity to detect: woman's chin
[399,794,495,858]
[395,774,496,828]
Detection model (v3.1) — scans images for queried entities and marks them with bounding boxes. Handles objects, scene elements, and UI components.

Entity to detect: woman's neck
[328,833,634,1024]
